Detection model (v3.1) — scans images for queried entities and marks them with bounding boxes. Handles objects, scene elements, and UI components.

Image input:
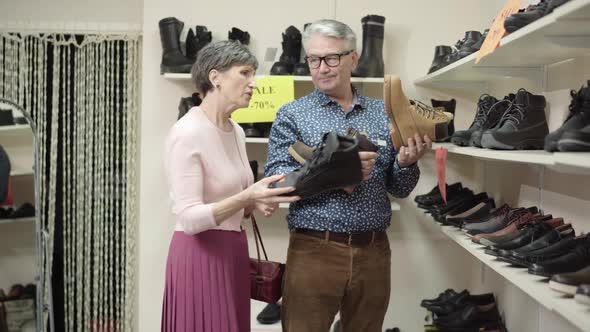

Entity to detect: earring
[215,82,220,89]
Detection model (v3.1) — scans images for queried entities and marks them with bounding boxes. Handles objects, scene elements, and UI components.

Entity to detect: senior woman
[161,40,299,332]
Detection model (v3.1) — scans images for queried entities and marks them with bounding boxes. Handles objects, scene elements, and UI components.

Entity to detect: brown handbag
[249,215,285,303]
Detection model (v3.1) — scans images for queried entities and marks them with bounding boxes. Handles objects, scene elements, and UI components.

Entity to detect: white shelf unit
[163,72,384,84]
[431,143,590,174]
[245,137,270,144]
[0,217,35,225]
[0,124,30,133]
[438,224,590,332]
[414,0,590,91]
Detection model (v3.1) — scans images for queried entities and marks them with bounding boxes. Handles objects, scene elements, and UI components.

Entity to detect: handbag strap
[251,214,269,261]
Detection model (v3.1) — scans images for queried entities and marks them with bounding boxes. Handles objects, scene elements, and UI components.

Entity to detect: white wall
[139,1,511,332]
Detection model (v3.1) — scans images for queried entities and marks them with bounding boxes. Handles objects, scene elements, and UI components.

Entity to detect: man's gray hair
[302,19,357,52]
[191,40,258,96]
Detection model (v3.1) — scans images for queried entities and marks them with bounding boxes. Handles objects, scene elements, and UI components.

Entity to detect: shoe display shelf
[414,0,590,92]
[438,224,590,332]
[0,124,30,133]
[163,73,384,84]
[431,142,590,175]
[0,217,35,225]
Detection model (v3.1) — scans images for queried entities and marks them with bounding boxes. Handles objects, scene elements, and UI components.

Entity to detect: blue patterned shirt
[264,88,420,232]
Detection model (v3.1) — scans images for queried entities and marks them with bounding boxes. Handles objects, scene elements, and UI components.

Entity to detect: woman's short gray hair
[191,40,258,96]
[302,19,357,52]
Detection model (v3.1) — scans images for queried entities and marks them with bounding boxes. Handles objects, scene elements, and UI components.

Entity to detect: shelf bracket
[473,66,544,82]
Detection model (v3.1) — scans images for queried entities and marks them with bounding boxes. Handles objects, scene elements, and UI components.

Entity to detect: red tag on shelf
[435,147,448,203]
[476,0,524,64]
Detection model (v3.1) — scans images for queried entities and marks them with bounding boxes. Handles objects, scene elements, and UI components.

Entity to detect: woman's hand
[243,175,300,217]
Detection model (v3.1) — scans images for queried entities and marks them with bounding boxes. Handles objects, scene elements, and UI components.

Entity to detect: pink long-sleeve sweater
[164,107,254,234]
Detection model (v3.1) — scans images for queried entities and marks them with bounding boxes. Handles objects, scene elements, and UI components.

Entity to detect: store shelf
[415,0,590,91]
[251,300,281,332]
[432,143,555,166]
[0,217,35,225]
[163,73,383,83]
[246,137,270,144]
[0,124,30,133]
[432,143,590,174]
[279,200,400,211]
[439,225,590,332]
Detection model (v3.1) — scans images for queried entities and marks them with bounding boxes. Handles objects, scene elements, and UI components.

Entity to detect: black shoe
[558,121,590,152]
[432,98,456,139]
[256,303,281,324]
[241,123,263,137]
[271,26,302,75]
[549,265,590,296]
[0,108,15,126]
[159,17,194,74]
[504,0,571,33]
[451,94,498,146]
[469,94,514,148]
[434,193,489,223]
[434,302,501,328]
[486,222,553,255]
[425,188,475,216]
[470,29,489,51]
[249,160,259,182]
[428,45,453,74]
[177,93,202,120]
[270,132,362,198]
[511,234,588,268]
[228,27,250,45]
[416,183,463,208]
[529,235,590,277]
[292,63,310,76]
[497,224,574,262]
[444,199,496,227]
[421,289,459,308]
[352,15,385,77]
[545,82,590,151]
[427,290,495,316]
[481,89,549,150]
[457,31,483,59]
[185,25,212,62]
[575,284,590,306]
[10,203,35,219]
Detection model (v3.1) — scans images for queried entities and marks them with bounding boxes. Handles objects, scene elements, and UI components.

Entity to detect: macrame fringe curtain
[0,31,140,332]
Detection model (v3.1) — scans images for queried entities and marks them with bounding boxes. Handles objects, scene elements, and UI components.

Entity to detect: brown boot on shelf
[384,75,449,149]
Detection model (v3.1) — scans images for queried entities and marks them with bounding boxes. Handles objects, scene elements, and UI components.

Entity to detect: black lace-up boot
[481,89,548,150]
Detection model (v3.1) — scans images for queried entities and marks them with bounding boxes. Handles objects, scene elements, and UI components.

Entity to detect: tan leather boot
[384,75,449,149]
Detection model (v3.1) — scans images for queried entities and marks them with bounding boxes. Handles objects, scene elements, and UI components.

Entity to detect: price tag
[435,147,448,203]
[231,76,295,123]
[476,0,524,64]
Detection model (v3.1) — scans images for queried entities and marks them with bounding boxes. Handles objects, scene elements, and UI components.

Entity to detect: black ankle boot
[458,31,484,58]
[159,17,194,74]
[228,27,250,45]
[428,45,452,74]
[186,25,212,62]
[178,93,202,120]
[271,26,302,75]
[432,98,456,140]
[352,15,385,78]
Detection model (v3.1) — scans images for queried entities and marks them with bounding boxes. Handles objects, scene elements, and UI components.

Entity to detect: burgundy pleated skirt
[161,230,250,332]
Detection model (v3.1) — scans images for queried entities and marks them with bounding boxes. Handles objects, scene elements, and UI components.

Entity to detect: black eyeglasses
[304,50,354,69]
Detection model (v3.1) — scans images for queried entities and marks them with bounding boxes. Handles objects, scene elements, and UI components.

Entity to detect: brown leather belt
[294,228,386,247]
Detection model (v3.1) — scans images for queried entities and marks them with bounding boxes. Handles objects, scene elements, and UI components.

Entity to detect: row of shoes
[451,82,590,151]
[271,130,377,198]
[504,0,571,33]
[426,0,571,76]
[0,284,36,302]
[415,183,590,306]
[421,289,507,332]
[0,108,27,126]
[159,17,252,74]
[0,203,35,219]
[428,29,488,74]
